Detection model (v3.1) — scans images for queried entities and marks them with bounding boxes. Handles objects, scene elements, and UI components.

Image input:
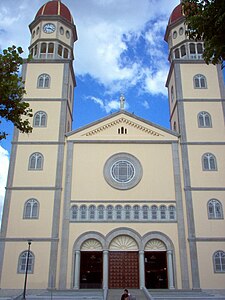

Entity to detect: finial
[120,94,125,110]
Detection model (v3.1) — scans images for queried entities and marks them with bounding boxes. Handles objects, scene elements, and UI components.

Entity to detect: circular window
[179,27,184,35]
[36,27,39,35]
[173,31,177,39]
[32,30,35,38]
[104,153,142,190]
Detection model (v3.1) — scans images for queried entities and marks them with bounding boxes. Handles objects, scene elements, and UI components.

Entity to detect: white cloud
[142,100,150,110]
[0,146,9,225]
[87,96,129,113]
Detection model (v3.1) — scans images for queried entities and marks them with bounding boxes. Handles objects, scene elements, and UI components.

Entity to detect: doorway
[109,251,139,288]
[80,251,103,288]
[145,251,168,289]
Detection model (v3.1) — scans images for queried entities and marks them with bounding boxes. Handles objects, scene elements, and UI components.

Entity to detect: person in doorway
[121,289,130,300]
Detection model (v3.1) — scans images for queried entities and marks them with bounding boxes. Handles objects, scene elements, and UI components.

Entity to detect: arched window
[24,199,39,219]
[202,153,217,171]
[173,121,177,132]
[208,199,223,219]
[34,111,47,127]
[64,48,69,58]
[169,205,176,220]
[58,45,63,56]
[98,205,104,220]
[181,45,186,57]
[71,205,78,220]
[174,48,180,59]
[107,205,113,220]
[198,111,212,128]
[40,42,47,54]
[171,86,174,102]
[18,251,34,273]
[133,205,140,220]
[160,205,167,220]
[115,205,122,220]
[142,205,149,220]
[193,74,207,89]
[189,43,196,54]
[89,205,96,220]
[48,43,54,54]
[124,205,131,220]
[34,45,38,56]
[80,205,87,220]
[29,152,43,170]
[151,205,158,220]
[213,251,225,272]
[37,74,50,88]
[197,43,203,54]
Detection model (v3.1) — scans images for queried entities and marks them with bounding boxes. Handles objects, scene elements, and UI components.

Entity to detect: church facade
[0,0,225,293]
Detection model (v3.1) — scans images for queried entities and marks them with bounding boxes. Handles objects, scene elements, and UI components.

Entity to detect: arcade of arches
[73,229,175,289]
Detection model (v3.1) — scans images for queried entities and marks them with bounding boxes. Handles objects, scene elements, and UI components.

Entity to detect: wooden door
[109,251,139,288]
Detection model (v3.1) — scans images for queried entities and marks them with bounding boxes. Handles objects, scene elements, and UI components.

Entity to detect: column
[74,251,80,289]
[167,250,175,289]
[139,250,145,288]
[103,250,109,289]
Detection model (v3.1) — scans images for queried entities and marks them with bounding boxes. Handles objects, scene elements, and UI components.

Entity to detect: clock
[43,23,56,34]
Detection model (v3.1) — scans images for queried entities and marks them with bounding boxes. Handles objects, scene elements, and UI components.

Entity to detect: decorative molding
[83,117,163,137]
[145,239,166,251]
[109,235,138,251]
[81,239,103,251]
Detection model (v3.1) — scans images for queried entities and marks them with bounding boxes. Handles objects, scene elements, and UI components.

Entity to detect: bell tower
[165,3,225,290]
[0,0,77,290]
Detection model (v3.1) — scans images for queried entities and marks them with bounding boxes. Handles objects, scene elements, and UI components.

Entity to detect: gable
[67,111,178,142]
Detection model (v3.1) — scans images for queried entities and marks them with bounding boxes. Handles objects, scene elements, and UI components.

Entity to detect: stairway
[148,289,225,300]
[107,289,146,300]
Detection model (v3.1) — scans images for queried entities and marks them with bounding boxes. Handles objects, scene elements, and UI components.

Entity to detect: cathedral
[0,0,225,297]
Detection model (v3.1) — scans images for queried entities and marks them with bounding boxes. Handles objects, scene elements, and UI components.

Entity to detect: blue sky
[0,0,224,222]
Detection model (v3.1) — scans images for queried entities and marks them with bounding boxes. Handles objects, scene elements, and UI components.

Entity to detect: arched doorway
[144,239,168,289]
[80,239,103,288]
[108,235,139,288]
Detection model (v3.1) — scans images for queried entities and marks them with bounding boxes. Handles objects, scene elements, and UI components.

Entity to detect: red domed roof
[168,3,184,25]
[35,1,73,24]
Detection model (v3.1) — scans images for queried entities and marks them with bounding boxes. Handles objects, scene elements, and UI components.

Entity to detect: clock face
[43,23,56,34]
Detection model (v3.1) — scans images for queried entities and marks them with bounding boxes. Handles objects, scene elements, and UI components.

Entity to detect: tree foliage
[0,45,32,140]
[182,0,225,68]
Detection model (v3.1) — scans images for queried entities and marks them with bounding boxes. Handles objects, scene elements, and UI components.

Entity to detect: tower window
[181,45,186,57]
[171,86,174,102]
[193,74,207,89]
[213,251,225,272]
[133,205,140,220]
[115,205,122,220]
[29,152,44,170]
[179,27,184,35]
[190,43,196,54]
[197,43,203,54]
[24,199,39,219]
[80,205,87,220]
[202,153,217,171]
[208,199,223,219]
[89,205,96,220]
[151,205,158,220]
[198,111,212,128]
[64,48,69,58]
[142,205,149,220]
[173,31,177,39]
[37,74,50,88]
[34,111,47,127]
[40,42,47,54]
[174,48,180,59]
[48,43,54,54]
[18,251,34,274]
[58,45,63,57]
[125,205,131,220]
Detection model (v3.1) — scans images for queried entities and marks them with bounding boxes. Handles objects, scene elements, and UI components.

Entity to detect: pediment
[67,111,178,141]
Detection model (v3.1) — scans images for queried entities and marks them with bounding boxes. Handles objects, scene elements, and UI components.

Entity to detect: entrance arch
[80,239,103,289]
[144,239,168,289]
[109,235,139,288]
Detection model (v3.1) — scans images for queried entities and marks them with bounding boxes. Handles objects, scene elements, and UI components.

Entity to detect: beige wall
[71,143,176,200]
